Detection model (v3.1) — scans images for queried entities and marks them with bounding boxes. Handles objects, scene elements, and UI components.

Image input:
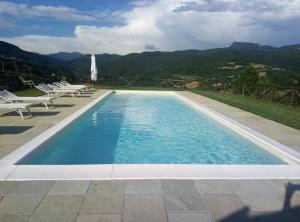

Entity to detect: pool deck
[0,90,300,180]
[0,90,300,221]
[0,179,299,222]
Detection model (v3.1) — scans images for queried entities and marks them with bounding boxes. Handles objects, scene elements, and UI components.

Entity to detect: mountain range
[48,52,84,62]
[1,41,300,88]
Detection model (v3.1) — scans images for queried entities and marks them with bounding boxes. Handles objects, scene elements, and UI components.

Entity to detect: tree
[239,65,259,89]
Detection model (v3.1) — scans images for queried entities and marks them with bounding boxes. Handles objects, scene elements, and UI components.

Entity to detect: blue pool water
[20,92,285,165]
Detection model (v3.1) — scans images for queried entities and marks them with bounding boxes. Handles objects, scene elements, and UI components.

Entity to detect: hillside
[0,41,61,66]
[0,41,74,90]
[49,52,84,62]
[66,54,120,79]
[68,42,300,86]
[1,40,300,88]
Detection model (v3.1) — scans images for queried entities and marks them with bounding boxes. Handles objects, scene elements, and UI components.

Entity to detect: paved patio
[0,179,299,222]
[0,90,299,221]
[0,90,109,159]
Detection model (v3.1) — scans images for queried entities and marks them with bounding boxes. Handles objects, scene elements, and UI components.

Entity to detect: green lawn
[13,88,45,96]
[192,89,300,130]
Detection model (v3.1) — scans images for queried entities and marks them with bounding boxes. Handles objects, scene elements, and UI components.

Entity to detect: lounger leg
[19,109,24,120]
[26,107,32,118]
[43,101,49,110]
[50,100,55,108]
[14,108,24,119]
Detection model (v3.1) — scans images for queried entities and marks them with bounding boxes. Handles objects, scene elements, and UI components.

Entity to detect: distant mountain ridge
[66,41,300,77]
[230,42,261,49]
[49,52,84,62]
[229,42,278,50]
[0,41,74,89]
[0,41,60,65]
[0,40,300,87]
[280,44,300,50]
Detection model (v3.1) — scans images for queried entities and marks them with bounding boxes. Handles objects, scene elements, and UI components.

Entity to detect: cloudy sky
[0,0,299,54]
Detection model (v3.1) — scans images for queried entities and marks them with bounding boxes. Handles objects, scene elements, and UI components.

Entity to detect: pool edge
[0,90,300,180]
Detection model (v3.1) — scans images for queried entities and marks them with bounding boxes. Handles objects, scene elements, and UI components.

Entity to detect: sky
[0,0,299,55]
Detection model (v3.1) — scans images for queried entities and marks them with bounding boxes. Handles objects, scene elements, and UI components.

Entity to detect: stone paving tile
[230,180,280,194]
[237,192,283,212]
[87,180,126,199]
[230,180,286,212]
[79,194,124,214]
[0,145,20,159]
[195,180,234,193]
[48,180,90,196]
[161,180,198,194]
[265,179,300,193]
[162,180,206,212]
[122,194,167,222]
[76,214,121,222]
[126,180,162,194]
[0,181,18,196]
[0,215,30,222]
[203,193,246,222]
[8,181,54,195]
[168,212,213,222]
[0,194,44,216]
[29,195,83,222]
[163,193,206,212]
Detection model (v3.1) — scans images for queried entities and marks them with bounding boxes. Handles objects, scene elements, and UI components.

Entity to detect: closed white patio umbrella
[91,54,98,82]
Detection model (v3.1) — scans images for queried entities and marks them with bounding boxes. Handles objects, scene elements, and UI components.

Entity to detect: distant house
[218,62,244,70]
[259,72,267,77]
[251,63,267,70]
[272,67,285,71]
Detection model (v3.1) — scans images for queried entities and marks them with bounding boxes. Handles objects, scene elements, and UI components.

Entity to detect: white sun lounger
[60,81,90,91]
[47,84,81,95]
[35,84,78,98]
[0,100,32,119]
[0,90,55,110]
[53,82,88,92]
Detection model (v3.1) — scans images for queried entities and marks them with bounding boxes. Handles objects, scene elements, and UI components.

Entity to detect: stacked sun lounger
[35,81,91,98]
[53,82,89,92]
[0,81,91,119]
[35,83,79,98]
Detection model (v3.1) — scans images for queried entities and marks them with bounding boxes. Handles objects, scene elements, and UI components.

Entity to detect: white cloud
[173,0,294,12]
[0,1,98,21]
[1,0,300,54]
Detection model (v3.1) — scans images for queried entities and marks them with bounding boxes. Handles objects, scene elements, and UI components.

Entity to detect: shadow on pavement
[219,182,300,222]
[0,126,34,134]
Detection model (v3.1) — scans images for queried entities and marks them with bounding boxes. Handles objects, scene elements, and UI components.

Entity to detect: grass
[13,88,45,97]
[192,89,300,130]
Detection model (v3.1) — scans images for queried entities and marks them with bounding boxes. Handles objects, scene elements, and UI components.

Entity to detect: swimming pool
[18,91,286,165]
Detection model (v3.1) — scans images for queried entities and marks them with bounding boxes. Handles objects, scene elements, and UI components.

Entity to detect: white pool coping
[0,90,300,180]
